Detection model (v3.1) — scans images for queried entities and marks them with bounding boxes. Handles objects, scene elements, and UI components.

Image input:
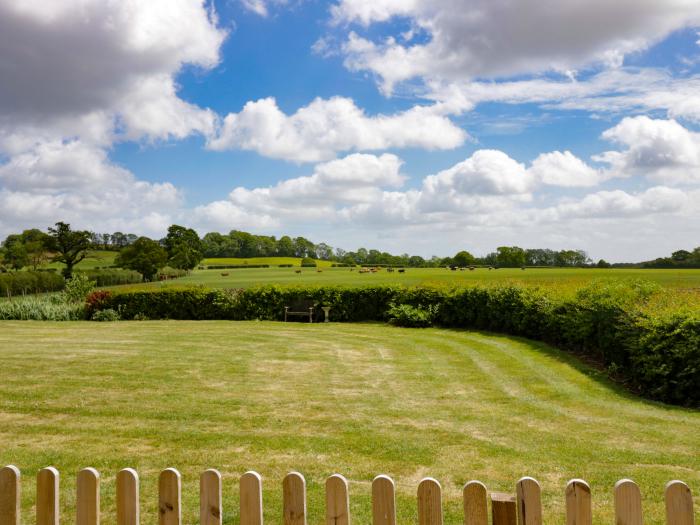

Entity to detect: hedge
[0,271,65,296]
[89,281,699,407]
[79,269,143,287]
[206,264,270,269]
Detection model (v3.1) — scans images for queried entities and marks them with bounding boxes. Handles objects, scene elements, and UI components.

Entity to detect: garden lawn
[0,321,698,524]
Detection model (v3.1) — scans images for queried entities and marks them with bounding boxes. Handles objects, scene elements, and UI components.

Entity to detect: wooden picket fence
[0,465,696,525]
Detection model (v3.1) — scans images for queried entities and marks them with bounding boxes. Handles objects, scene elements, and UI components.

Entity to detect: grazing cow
[295,269,302,274]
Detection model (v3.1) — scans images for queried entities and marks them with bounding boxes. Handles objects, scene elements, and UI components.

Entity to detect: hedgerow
[0,271,65,296]
[89,280,699,406]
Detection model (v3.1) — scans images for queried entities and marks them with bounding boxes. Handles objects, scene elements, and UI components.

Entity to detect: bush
[301,257,316,267]
[80,269,143,286]
[0,271,65,296]
[388,303,438,328]
[92,308,120,322]
[62,273,96,303]
[206,264,270,269]
[0,296,85,320]
[89,281,700,406]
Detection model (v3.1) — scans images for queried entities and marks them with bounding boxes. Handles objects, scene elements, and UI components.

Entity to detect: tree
[495,246,526,267]
[45,222,92,278]
[164,225,203,270]
[453,250,476,267]
[115,237,167,281]
[1,234,28,270]
[20,229,50,269]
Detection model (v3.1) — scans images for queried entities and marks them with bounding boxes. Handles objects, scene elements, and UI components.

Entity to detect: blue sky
[1,1,700,261]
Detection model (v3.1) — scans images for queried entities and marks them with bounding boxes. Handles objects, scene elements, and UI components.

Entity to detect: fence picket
[200,469,222,525]
[516,477,542,525]
[240,471,263,525]
[0,465,20,525]
[159,468,181,525]
[372,475,396,525]
[664,480,694,525]
[116,469,139,525]
[462,481,487,525]
[565,479,591,525]
[614,479,642,525]
[325,474,350,525]
[283,472,307,525]
[77,468,100,525]
[490,493,516,525]
[417,478,442,525]
[37,467,59,525]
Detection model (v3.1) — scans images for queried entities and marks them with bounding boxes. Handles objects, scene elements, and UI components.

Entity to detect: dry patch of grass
[0,321,697,524]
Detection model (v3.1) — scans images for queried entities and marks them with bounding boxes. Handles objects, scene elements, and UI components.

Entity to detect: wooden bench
[284,299,315,323]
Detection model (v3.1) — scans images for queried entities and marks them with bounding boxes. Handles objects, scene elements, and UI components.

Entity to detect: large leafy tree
[45,222,92,278]
[115,237,167,281]
[453,250,476,267]
[1,234,28,270]
[164,225,203,270]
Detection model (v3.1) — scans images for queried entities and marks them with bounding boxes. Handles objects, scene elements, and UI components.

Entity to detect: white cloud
[530,151,603,188]
[595,116,700,184]
[241,0,269,16]
[207,96,467,162]
[333,0,700,93]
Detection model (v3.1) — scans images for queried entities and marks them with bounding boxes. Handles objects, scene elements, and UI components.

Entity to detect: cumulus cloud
[595,116,700,184]
[333,0,700,93]
[207,96,467,162]
[530,151,603,188]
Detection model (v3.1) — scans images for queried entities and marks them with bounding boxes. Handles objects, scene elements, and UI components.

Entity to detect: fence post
[372,475,396,525]
[516,477,541,525]
[418,478,442,525]
[240,471,263,525]
[0,465,20,525]
[565,479,591,525]
[37,467,59,525]
[491,493,516,525]
[664,480,694,525]
[614,479,642,525]
[325,474,350,525]
[200,470,222,525]
[283,472,306,525]
[463,481,487,525]
[77,468,100,525]
[159,468,181,525]
[117,469,139,525]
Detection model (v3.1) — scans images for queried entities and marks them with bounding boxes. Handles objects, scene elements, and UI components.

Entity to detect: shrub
[0,296,85,320]
[62,273,96,303]
[0,271,65,296]
[301,257,316,267]
[207,264,270,269]
[80,269,143,286]
[92,308,120,322]
[388,303,438,328]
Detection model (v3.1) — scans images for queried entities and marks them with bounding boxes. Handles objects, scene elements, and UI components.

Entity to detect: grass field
[110,265,700,292]
[41,250,118,270]
[0,321,697,524]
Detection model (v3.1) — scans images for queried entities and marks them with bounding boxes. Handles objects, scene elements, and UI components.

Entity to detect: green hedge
[79,269,143,287]
[0,271,65,296]
[207,264,270,269]
[91,282,699,407]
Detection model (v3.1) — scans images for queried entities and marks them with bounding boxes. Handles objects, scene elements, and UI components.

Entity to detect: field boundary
[1,466,694,525]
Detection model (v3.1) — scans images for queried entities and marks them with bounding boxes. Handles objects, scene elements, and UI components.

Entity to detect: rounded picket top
[240,471,263,525]
[77,468,100,525]
[283,472,307,525]
[159,468,182,525]
[372,475,396,525]
[516,477,542,525]
[116,468,140,525]
[417,478,442,525]
[200,469,223,525]
[0,465,21,525]
[37,467,60,525]
[326,474,350,525]
[614,479,642,525]
[462,481,488,525]
[664,480,694,525]
[565,479,591,525]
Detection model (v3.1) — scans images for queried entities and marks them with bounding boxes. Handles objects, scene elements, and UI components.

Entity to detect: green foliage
[80,269,143,286]
[0,296,85,320]
[92,280,700,406]
[453,250,476,267]
[62,273,96,303]
[45,222,92,278]
[115,237,167,281]
[91,308,120,321]
[301,257,316,267]
[388,303,438,327]
[165,225,203,270]
[0,271,65,296]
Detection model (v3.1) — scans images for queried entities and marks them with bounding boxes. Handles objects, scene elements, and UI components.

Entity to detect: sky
[1,1,700,262]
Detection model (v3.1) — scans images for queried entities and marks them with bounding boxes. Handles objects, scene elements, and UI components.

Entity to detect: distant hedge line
[207,264,270,269]
[88,281,699,406]
[80,269,143,287]
[0,269,143,296]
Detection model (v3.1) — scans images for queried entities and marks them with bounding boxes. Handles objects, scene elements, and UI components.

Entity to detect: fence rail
[0,465,695,525]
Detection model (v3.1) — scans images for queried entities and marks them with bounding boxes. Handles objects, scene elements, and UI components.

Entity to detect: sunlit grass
[0,321,697,524]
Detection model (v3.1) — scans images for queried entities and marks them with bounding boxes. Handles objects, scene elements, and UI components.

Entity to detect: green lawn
[109,266,700,292]
[0,322,697,524]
